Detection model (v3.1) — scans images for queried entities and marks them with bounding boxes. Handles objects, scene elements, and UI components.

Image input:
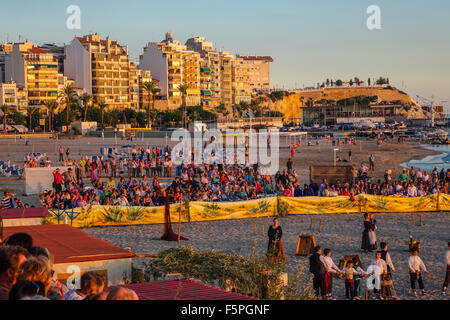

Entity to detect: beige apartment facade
[64,34,135,110]
[140,33,201,109]
[236,55,273,93]
[5,41,59,107]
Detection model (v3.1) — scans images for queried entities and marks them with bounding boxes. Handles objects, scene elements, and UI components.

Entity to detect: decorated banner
[45,194,449,228]
[46,203,183,228]
[279,193,449,215]
[189,197,278,222]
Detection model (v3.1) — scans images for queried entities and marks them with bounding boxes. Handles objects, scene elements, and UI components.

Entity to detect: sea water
[401,144,450,171]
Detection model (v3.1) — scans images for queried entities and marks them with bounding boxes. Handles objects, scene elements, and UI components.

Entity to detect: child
[342,260,365,300]
[408,248,429,297]
[351,257,366,299]
[64,271,105,300]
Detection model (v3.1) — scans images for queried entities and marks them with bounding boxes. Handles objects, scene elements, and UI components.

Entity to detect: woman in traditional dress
[267,218,284,262]
[361,213,373,252]
[368,213,377,251]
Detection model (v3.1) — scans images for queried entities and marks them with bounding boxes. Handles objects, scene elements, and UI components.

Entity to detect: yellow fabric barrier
[46,194,449,228]
[46,203,182,228]
[189,197,278,222]
[279,193,448,215]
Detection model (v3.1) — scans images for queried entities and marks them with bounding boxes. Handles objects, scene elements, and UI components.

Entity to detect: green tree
[80,93,93,122]
[177,84,188,128]
[1,105,11,133]
[97,102,108,129]
[142,81,160,128]
[59,84,76,131]
[25,106,38,132]
[335,79,343,86]
[44,101,58,132]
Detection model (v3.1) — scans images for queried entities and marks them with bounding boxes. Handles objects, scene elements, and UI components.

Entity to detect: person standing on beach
[408,248,429,297]
[442,242,450,296]
[320,249,342,299]
[59,146,64,162]
[361,213,377,252]
[309,246,326,300]
[380,242,397,299]
[370,251,388,299]
[369,154,375,171]
[267,218,284,262]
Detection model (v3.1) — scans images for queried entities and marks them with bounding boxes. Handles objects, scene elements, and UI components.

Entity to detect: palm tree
[142,81,160,128]
[1,105,11,133]
[44,101,58,132]
[58,84,76,132]
[97,102,108,129]
[25,107,38,132]
[80,93,92,122]
[177,84,188,128]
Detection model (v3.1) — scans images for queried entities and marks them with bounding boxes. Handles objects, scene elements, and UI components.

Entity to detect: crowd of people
[1,192,29,209]
[0,232,139,300]
[36,141,450,210]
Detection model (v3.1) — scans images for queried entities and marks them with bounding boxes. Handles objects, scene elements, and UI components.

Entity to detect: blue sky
[1,0,450,109]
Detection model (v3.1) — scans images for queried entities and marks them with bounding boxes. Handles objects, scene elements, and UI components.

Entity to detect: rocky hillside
[259,86,429,120]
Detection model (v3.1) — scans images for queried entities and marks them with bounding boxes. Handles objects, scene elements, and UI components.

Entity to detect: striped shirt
[1,196,12,209]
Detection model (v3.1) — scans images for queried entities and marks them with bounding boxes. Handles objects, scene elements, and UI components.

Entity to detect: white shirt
[371,258,388,274]
[320,255,341,274]
[408,255,427,273]
[446,250,450,266]
[382,251,395,271]
[407,186,417,197]
[118,197,129,206]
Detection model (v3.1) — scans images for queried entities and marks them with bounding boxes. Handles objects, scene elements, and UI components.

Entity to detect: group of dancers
[266,216,450,300]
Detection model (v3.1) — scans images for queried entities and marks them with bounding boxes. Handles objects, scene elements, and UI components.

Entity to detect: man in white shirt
[320,249,342,299]
[117,194,129,206]
[370,251,388,299]
[408,248,429,296]
[407,183,417,197]
[442,242,450,296]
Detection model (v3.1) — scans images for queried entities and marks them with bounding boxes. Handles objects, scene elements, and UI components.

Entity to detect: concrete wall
[3,217,43,227]
[53,258,132,287]
[5,47,26,87]
[64,38,91,94]
[25,167,69,195]
[139,43,168,97]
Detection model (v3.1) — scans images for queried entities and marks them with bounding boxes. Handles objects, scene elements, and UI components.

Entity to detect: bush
[144,244,314,300]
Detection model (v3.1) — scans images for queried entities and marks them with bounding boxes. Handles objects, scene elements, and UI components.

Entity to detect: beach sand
[83,211,450,300]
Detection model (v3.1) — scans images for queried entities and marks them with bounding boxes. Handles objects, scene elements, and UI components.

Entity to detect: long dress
[361,220,372,251]
[267,226,285,261]
[368,219,377,250]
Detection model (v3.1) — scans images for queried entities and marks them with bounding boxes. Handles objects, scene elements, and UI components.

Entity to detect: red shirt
[53,172,62,184]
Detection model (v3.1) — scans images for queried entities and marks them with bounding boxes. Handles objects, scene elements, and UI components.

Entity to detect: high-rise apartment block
[236,55,273,93]
[5,41,59,107]
[64,34,135,109]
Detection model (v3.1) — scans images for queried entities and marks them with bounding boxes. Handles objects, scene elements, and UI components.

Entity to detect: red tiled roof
[27,47,47,54]
[3,225,136,264]
[105,280,257,300]
[0,207,51,220]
